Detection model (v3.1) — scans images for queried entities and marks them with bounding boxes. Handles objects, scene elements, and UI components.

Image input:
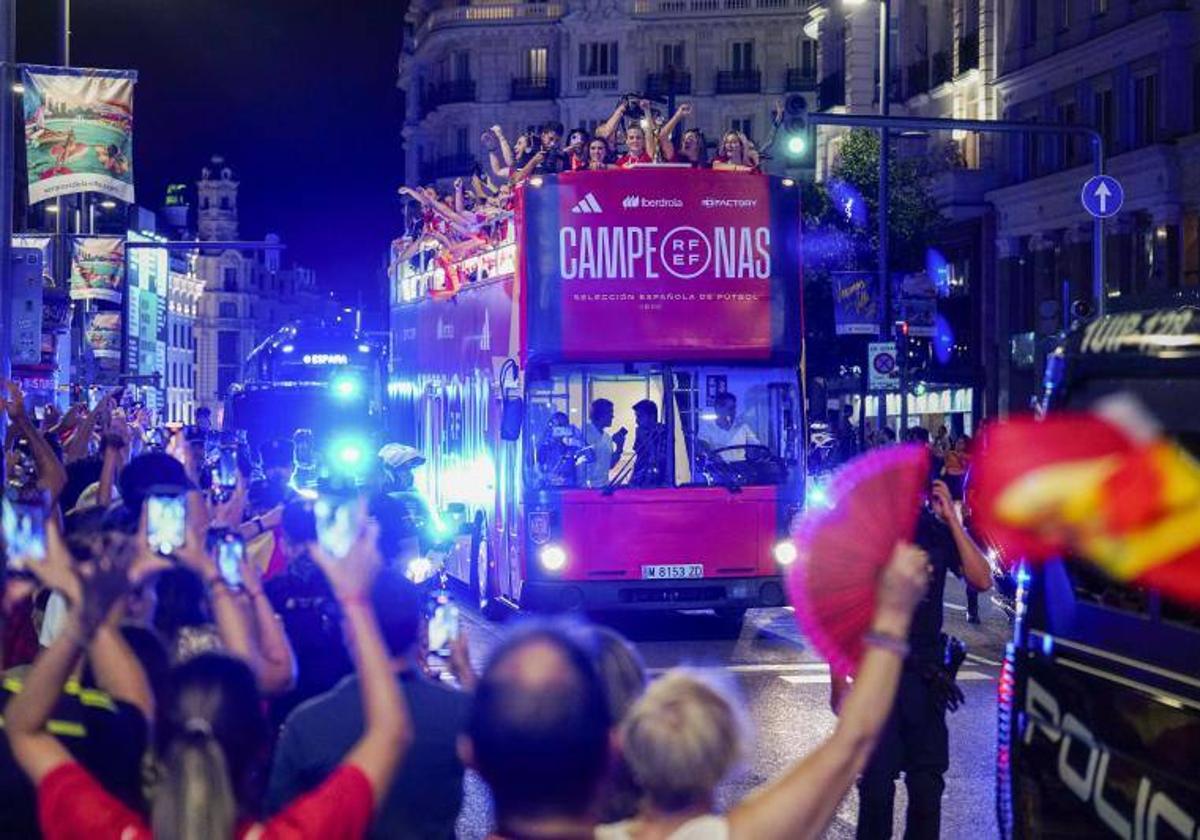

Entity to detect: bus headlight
[539,544,567,573]
[773,540,798,566]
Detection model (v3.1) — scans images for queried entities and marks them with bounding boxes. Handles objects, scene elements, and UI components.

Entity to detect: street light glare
[787,135,807,155]
[99,200,118,210]
[11,83,24,94]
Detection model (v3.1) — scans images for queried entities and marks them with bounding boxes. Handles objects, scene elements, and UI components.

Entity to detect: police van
[996,306,1200,838]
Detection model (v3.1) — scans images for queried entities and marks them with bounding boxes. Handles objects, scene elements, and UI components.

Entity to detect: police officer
[831,478,993,840]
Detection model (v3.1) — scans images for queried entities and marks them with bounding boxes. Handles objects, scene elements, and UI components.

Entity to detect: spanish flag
[971,408,1200,606]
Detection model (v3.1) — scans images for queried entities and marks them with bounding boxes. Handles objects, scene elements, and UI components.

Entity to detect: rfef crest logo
[660,226,712,279]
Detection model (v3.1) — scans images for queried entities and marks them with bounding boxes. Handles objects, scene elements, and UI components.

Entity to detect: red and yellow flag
[972,413,1200,606]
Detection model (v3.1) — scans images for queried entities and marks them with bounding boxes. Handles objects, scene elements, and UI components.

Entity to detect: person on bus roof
[699,392,760,462]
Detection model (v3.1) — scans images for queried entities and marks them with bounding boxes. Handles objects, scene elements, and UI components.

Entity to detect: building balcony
[957,31,979,75]
[633,0,803,14]
[715,70,761,95]
[419,79,477,116]
[416,1,563,41]
[931,50,952,88]
[511,76,559,100]
[419,154,477,183]
[645,70,692,97]
[785,66,818,91]
[577,76,618,93]
[818,71,844,109]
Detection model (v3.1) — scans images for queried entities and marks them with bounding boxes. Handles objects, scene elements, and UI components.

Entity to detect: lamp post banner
[831,271,881,336]
[69,235,125,303]
[22,64,137,205]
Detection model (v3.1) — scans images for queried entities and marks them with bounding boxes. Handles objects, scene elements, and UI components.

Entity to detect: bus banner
[520,169,802,363]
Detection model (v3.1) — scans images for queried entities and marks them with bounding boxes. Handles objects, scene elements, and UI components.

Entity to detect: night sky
[15,0,407,303]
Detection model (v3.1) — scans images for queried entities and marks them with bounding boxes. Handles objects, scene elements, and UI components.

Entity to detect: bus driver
[699,392,759,462]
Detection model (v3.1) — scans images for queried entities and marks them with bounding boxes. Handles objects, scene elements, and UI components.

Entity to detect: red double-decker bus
[389,168,805,618]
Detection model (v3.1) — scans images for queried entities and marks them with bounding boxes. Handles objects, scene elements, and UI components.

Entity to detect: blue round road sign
[1081,175,1124,219]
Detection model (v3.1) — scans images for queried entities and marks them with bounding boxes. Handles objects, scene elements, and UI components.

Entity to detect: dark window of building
[1091,0,1108,16]
[1056,101,1078,168]
[1194,62,1200,133]
[578,42,618,77]
[1092,87,1115,153]
[219,302,237,318]
[798,37,817,77]
[219,196,230,210]
[1133,73,1158,148]
[456,127,470,156]
[1023,115,1042,178]
[217,330,239,364]
[223,267,237,292]
[1055,0,1071,31]
[731,41,755,74]
[1022,0,1038,46]
[451,50,471,81]
[217,367,237,398]
[660,42,685,72]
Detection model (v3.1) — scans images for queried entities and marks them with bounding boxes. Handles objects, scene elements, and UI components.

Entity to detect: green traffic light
[786,134,807,156]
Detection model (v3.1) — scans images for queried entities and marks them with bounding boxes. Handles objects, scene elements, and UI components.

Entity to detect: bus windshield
[525,364,802,490]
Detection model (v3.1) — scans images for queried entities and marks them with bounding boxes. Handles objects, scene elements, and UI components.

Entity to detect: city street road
[452,575,1010,839]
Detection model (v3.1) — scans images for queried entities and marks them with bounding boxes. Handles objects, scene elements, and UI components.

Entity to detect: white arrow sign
[1081,175,1124,219]
[1093,181,1111,213]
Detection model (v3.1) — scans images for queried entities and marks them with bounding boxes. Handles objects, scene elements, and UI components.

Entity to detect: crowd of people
[392,95,784,293]
[0,376,949,839]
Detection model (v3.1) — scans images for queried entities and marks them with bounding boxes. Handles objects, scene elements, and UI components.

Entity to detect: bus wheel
[470,516,505,621]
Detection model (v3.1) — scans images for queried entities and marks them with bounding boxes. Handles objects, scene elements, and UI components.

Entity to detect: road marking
[967,653,1003,668]
[647,662,830,676]
[779,669,993,686]
[944,602,967,612]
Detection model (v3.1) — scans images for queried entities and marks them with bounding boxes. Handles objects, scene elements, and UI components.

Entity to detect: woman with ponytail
[6,514,410,839]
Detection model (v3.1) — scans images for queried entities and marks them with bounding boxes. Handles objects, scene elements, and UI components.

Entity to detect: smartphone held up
[146,491,188,556]
[1,495,47,573]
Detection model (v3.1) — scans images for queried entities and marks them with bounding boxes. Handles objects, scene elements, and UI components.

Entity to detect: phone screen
[2,498,47,571]
[314,496,358,559]
[427,600,460,657]
[146,494,187,555]
[216,448,238,489]
[217,535,245,588]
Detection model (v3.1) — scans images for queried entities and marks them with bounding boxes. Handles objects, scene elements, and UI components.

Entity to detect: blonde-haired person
[598,542,931,840]
[711,131,760,173]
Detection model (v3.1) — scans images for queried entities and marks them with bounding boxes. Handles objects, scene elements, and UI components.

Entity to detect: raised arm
[7,527,141,784]
[657,102,693,160]
[3,382,67,503]
[931,480,992,591]
[596,99,628,142]
[239,547,297,695]
[727,543,929,840]
[312,518,411,806]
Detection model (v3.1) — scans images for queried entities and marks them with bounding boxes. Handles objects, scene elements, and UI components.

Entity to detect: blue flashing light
[357,343,371,353]
[281,344,295,354]
[332,375,362,400]
[328,435,370,474]
[805,479,831,510]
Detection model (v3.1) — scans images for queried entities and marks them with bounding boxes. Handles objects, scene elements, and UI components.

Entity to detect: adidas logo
[570,193,603,214]
[621,195,640,209]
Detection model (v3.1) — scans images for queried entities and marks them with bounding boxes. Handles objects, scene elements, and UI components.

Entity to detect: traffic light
[781,94,814,164]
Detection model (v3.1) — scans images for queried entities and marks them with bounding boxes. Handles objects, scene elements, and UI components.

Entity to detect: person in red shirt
[614,124,653,168]
[5,514,411,840]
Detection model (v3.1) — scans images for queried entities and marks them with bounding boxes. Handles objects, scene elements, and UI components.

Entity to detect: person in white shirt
[582,399,628,488]
[699,393,759,462]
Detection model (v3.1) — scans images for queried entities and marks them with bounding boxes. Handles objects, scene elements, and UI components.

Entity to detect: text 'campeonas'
[558,226,771,280]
